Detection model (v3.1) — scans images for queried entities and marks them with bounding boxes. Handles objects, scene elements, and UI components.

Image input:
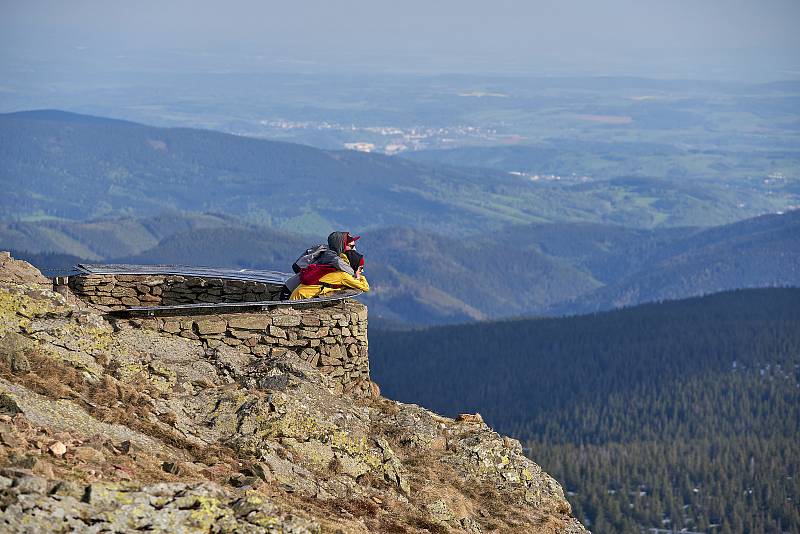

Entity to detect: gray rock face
[0,378,165,453]
[0,472,320,533]
[0,333,32,374]
[0,252,587,534]
[0,254,51,290]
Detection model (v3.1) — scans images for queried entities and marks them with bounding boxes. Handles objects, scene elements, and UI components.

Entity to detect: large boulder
[0,252,51,290]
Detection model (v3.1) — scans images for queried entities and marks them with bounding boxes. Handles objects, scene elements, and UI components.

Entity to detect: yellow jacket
[289,270,370,300]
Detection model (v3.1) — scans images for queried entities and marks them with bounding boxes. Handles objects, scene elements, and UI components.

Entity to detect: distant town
[257,118,503,154]
[509,171,593,183]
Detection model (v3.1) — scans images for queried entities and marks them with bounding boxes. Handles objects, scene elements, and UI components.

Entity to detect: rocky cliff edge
[0,251,586,533]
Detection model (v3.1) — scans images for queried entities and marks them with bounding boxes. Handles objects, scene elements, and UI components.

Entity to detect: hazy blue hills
[0,109,563,234]
[3,209,799,324]
[2,109,797,232]
[550,209,800,313]
[0,212,242,260]
[370,288,800,532]
[491,221,691,284]
[1,106,796,323]
[1,110,516,234]
[361,211,800,321]
[1,216,598,323]
[112,226,310,272]
[357,226,600,323]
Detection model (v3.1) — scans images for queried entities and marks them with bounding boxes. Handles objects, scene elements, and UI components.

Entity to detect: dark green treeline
[370,288,800,533]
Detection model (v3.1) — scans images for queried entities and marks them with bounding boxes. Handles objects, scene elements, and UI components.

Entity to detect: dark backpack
[292,244,326,273]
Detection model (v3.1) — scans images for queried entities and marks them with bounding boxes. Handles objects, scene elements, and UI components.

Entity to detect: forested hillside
[4,210,800,324]
[354,226,600,323]
[0,212,240,260]
[0,110,519,234]
[370,289,800,532]
[529,210,800,313]
[2,110,796,232]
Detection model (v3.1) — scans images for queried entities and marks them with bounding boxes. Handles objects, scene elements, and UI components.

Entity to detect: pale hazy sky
[2,0,799,78]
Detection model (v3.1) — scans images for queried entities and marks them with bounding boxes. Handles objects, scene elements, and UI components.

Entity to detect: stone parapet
[113,301,370,396]
[68,274,282,309]
[65,273,371,397]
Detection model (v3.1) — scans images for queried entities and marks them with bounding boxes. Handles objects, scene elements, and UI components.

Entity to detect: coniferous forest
[370,288,800,533]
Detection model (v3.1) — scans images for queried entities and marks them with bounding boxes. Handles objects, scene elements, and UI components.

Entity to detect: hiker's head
[327,231,347,254]
[347,234,360,251]
[345,250,364,275]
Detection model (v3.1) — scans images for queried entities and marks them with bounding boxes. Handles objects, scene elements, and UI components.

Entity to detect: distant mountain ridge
[1,109,795,231]
[358,226,599,323]
[0,212,243,261]
[3,209,798,324]
[2,109,798,323]
[549,209,800,313]
[0,109,539,234]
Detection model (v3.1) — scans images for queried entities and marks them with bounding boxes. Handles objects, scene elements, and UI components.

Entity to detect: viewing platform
[54,263,372,397]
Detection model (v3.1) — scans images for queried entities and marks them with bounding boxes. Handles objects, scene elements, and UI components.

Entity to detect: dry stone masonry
[116,303,370,396]
[64,273,372,397]
[68,274,282,308]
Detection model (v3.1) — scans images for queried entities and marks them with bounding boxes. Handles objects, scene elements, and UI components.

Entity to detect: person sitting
[293,231,358,274]
[290,249,369,300]
[279,231,359,300]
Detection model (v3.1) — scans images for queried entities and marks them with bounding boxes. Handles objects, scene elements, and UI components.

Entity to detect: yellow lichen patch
[327,431,382,470]
[207,392,253,436]
[524,488,543,505]
[148,495,173,508]
[185,495,232,529]
[265,411,328,441]
[248,512,282,528]
[40,345,104,377]
[0,288,41,334]
[0,285,69,334]
[56,321,114,355]
[147,364,177,393]
[521,467,534,482]
[328,430,367,456]
[25,319,115,378]
[87,483,141,506]
[242,492,264,506]
[283,439,335,471]
[115,363,148,383]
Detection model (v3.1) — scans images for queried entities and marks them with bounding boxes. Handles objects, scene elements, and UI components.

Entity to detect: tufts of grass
[0,348,239,469]
[407,516,449,534]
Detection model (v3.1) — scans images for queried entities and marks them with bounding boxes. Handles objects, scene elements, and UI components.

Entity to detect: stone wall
[68,274,283,309]
[64,274,372,397]
[114,302,371,396]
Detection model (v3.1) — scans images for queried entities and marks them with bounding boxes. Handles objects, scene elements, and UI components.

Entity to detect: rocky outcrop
[0,252,587,533]
[0,471,319,533]
[0,252,50,290]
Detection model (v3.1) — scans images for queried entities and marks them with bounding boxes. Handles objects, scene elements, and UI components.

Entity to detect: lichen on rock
[0,252,586,533]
